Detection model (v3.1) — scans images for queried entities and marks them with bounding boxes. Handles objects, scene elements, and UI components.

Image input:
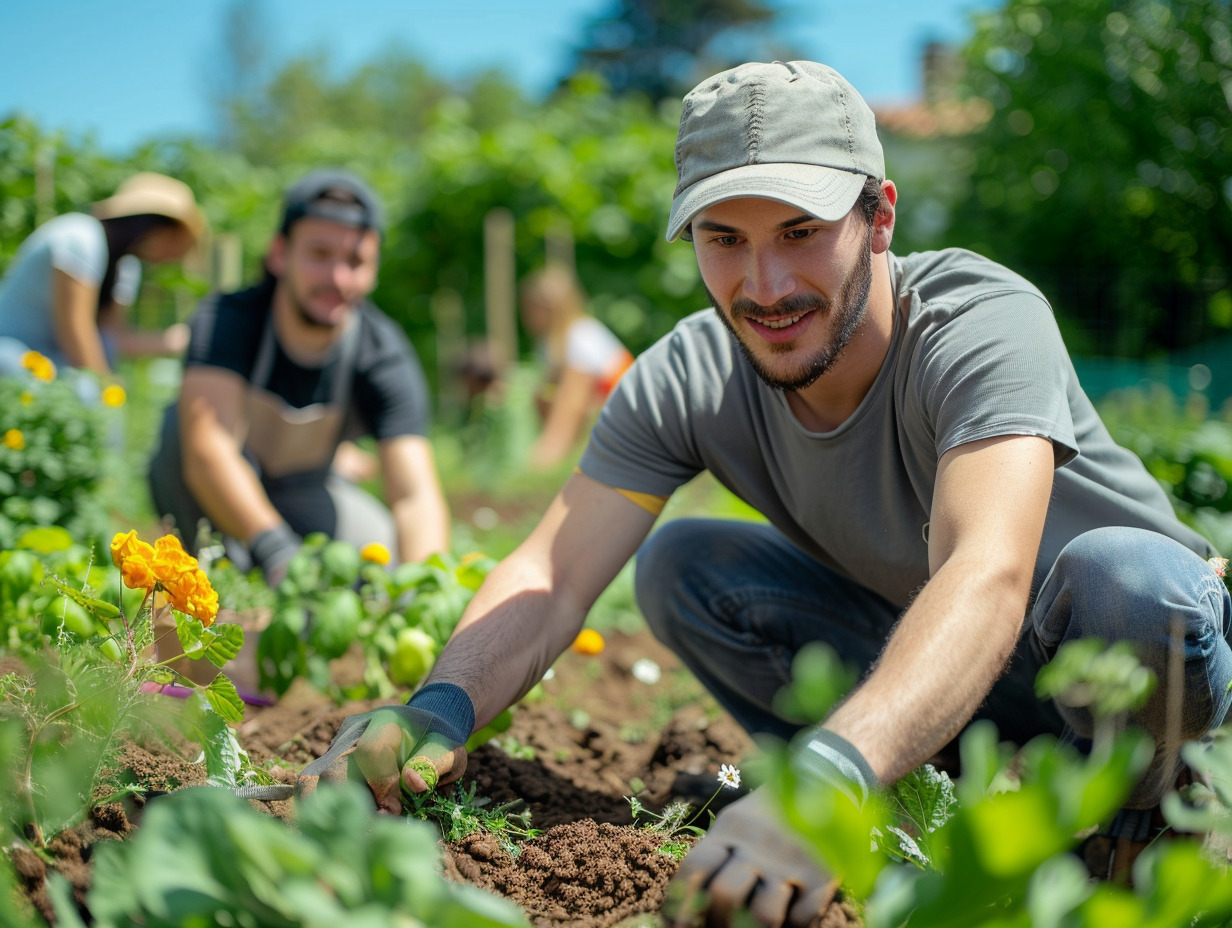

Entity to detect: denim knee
[1033,525,1232,740]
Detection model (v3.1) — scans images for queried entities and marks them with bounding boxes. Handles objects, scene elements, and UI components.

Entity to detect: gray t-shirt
[579,248,1215,608]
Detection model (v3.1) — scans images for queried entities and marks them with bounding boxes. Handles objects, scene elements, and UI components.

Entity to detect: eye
[784,227,815,241]
[712,234,740,247]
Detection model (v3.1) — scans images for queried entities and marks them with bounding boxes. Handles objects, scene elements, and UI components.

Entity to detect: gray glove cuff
[249,524,301,574]
[791,727,879,806]
[407,682,475,745]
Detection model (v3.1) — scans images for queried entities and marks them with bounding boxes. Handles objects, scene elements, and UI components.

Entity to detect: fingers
[401,739,467,795]
[787,879,839,928]
[701,855,759,928]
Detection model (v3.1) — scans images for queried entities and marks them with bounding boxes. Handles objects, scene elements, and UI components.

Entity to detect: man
[299,64,1230,926]
[149,170,449,581]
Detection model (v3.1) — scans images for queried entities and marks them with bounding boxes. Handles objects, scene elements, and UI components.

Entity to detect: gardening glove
[666,788,838,928]
[666,728,877,928]
[297,682,474,814]
[248,523,302,587]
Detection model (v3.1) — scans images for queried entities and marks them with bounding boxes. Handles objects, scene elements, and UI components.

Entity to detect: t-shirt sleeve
[913,289,1078,466]
[46,214,108,286]
[355,315,431,440]
[578,326,707,496]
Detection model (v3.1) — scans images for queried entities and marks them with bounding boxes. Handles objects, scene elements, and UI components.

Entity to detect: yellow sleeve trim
[573,467,669,515]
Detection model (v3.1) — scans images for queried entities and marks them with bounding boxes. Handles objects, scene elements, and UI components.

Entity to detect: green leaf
[205,674,245,723]
[15,525,74,553]
[192,700,247,788]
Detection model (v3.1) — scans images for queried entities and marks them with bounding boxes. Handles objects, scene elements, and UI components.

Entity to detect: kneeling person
[149,169,450,583]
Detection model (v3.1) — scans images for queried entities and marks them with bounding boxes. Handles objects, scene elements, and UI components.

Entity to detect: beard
[283,277,353,332]
[708,228,874,392]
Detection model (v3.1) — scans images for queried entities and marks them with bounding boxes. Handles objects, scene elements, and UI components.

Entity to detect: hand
[296,705,467,814]
[666,788,838,928]
[248,523,302,587]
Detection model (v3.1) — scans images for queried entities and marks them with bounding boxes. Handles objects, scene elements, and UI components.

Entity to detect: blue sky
[1,0,999,153]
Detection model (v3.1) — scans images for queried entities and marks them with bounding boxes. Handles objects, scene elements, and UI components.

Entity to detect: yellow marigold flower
[110,530,155,569]
[360,542,392,565]
[120,555,158,592]
[101,384,127,407]
[571,628,605,656]
[3,429,23,451]
[20,350,55,382]
[112,531,218,625]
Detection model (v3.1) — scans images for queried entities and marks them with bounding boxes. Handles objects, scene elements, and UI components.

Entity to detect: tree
[946,0,1232,357]
[562,0,795,102]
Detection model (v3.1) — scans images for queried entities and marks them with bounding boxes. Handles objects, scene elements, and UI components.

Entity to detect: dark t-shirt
[185,279,430,442]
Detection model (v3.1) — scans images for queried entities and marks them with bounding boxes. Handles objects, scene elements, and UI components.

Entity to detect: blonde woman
[520,266,633,469]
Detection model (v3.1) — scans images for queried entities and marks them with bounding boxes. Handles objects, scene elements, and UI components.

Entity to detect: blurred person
[0,172,203,391]
[519,265,633,469]
[147,169,449,585]
[299,62,1229,927]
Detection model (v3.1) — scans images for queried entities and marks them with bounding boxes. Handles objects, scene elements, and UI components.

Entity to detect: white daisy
[717,763,742,790]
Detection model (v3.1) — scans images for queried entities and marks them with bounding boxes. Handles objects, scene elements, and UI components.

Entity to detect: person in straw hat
[0,172,205,385]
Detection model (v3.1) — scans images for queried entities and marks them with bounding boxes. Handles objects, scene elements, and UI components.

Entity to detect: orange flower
[3,429,23,451]
[360,542,392,565]
[20,350,56,382]
[571,628,605,656]
[111,531,218,626]
[101,384,127,407]
[120,555,157,591]
[110,530,155,569]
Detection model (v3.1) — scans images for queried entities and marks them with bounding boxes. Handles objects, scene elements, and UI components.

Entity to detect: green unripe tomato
[42,594,95,639]
[388,627,437,687]
[0,549,42,598]
[319,540,361,589]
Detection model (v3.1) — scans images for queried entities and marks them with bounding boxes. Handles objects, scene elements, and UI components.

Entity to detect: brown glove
[666,788,838,928]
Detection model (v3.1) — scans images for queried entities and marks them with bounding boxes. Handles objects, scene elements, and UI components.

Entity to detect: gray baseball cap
[666,60,885,242]
[279,169,385,236]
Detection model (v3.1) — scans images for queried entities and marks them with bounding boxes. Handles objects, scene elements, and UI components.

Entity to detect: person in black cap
[148,168,450,584]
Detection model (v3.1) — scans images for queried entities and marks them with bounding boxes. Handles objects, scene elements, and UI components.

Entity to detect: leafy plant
[252,534,494,700]
[47,782,531,928]
[404,778,541,856]
[0,354,122,550]
[0,528,247,848]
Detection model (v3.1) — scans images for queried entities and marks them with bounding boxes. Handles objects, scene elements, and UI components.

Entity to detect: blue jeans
[635,519,1231,809]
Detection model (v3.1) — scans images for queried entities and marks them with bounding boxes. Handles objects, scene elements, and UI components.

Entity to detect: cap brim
[666,164,867,242]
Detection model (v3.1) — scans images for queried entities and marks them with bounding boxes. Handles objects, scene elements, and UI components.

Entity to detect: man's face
[268,217,380,330]
[692,197,874,392]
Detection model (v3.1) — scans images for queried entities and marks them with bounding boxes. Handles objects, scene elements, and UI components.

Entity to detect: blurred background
[3,0,1231,553]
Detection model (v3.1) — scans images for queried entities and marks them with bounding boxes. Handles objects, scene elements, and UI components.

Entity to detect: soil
[8,628,864,928]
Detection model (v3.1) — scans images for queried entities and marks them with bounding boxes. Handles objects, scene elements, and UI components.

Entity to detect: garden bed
[15,628,854,928]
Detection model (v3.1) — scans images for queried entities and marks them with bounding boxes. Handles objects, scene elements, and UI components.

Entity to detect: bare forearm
[824,555,1027,783]
[183,446,283,542]
[390,492,450,563]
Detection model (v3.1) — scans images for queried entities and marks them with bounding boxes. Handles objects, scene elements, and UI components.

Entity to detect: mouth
[745,309,814,341]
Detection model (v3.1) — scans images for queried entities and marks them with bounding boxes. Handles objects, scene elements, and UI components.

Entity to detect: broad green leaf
[205,674,245,723]
[16,525,74,553]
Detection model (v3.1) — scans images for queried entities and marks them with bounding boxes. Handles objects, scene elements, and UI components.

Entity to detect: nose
[742,248,796,308]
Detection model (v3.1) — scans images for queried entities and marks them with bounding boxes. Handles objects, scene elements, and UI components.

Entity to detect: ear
[871,180,897,255]
[266,234,288,277]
